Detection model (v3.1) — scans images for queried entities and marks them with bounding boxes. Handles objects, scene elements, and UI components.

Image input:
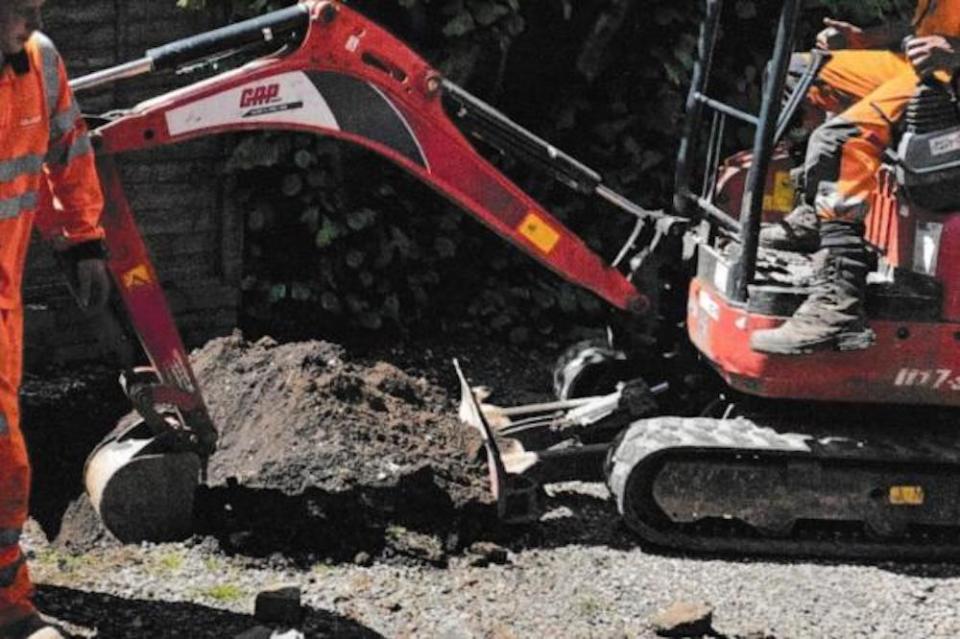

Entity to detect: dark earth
[22,330,573,559]
[18,331,572,637]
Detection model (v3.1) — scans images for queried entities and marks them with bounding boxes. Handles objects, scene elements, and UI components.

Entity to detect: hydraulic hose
[146,4,310,71]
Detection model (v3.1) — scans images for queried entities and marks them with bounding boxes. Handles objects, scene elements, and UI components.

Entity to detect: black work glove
[816,19,865,50]
[61,240,111,311]
[905,35,960,77]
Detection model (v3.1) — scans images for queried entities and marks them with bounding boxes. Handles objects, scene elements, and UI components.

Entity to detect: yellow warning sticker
[889,485,925,506]
[763,171,795,213]
[122,264,152,289]
[518,211,560,254]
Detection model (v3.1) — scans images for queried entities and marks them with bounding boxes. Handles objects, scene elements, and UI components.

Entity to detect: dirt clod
[353,551,373,567]
[465,541,511,567]
[254,584,303,625]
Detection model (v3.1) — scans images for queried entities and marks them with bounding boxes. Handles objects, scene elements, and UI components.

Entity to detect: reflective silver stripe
[0,553,25,587]
[0,153,44,182]
[35,34,80,143]
[46,132,92,167]
[0,191,38,220]
[0,529,20,548]
[49,101,80,142]
[34,32,61,118]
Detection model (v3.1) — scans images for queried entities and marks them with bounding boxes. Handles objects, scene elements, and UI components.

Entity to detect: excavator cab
[677,0,960,406]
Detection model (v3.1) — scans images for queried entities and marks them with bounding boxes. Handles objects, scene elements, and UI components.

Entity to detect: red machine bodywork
[96,154,210,433]
[691,163,960,406]
[865,169,960,322]
[87,1,645,437]
[715,147,796,223]
[688,277,960,406]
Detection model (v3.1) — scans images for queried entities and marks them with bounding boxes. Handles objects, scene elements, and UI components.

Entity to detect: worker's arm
[905,35,960,75]
[817,18,911,51]
[34,39,111,311]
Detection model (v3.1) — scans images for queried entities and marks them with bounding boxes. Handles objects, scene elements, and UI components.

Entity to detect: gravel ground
[21,481,960,639]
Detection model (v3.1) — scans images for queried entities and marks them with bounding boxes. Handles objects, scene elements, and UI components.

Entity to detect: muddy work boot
[751,223,875,355]
[758,204,820,253]
[749,277,875,354]
[0,614,65,639]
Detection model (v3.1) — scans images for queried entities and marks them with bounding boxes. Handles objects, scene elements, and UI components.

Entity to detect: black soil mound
[196,333,482,502]
[54,333,505,565]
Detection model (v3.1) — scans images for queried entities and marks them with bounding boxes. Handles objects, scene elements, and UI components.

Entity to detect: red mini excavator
[78,0,960,560]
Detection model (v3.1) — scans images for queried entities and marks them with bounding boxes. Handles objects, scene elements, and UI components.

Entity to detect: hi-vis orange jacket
[0,32,104,309]
[915,0,960,37]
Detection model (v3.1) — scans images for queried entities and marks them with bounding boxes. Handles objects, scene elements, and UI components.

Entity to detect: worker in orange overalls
[752,0,960,355]
[0,1,111,637]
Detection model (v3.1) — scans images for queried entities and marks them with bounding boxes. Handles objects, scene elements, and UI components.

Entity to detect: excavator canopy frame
[673,0,805,302]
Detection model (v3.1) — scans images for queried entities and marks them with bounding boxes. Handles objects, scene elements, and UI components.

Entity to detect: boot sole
[835,328,877,352]
[751,328,876,356]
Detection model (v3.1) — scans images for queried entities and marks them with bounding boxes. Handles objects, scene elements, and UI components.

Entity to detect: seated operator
[750,0,960,355]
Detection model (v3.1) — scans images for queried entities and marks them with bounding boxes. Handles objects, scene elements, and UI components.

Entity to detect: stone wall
[24,0,242,368]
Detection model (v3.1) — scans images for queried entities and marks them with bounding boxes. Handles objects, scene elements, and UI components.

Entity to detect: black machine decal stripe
[308,72,426,168]
[243,101,305,118]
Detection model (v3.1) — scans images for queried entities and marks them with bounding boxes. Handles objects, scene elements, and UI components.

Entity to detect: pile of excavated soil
[195,332,480,499]
[56,333,498,564]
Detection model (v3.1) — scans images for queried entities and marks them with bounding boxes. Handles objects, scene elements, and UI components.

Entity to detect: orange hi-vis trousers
[795,50,921,221]
[0,306,33,627]
[0,30,106,627]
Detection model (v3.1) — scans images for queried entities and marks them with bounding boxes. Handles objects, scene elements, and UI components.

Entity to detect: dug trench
[22,332,606,568]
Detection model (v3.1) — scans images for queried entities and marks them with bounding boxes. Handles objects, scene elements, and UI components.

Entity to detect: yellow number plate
[762,171,795,213]
[889,486,925,506]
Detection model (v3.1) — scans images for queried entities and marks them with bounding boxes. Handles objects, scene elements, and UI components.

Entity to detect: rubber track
[607,416,960,561]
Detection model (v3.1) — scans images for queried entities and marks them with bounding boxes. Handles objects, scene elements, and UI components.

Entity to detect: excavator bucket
[84,414,201,543]
[71,300,215,543]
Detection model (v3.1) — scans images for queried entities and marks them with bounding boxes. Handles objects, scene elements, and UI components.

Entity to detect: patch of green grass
[385,525,408,538]
[202,556,225,572]
[153,550,185,572]
[200,583,245,602]
[36,550,91,574]
[32,548,61,568]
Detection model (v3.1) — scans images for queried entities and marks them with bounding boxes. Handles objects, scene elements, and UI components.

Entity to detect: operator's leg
[790,49,913,127]
[805,68,918,221]
[761,51,913,251]
[812,50,912,107]
[751,69,919,355]
[0,306,34,630]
